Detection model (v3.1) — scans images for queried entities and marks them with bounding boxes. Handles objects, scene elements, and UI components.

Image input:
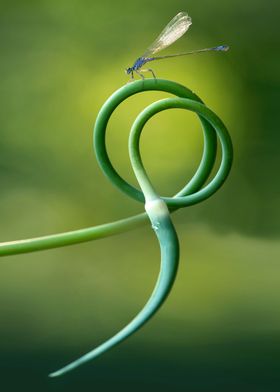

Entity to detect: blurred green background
[0,0,279,390]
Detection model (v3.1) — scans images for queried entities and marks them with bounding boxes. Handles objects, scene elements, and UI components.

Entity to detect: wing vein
[143,12,192,58]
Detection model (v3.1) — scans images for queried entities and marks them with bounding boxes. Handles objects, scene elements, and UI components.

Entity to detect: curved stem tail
[49,217,179,377]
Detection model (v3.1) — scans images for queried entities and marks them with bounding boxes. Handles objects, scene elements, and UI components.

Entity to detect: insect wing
[143,12,192,57]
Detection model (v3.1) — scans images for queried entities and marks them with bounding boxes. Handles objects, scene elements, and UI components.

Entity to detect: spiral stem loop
[49,79,233,377]
[0,79,233,378]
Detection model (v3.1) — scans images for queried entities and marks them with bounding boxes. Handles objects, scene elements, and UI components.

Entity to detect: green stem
[0,79,221,257]
[49,79,232,376]
[49,212,179,377]
[0,78,233,378]
[0,213,148,256]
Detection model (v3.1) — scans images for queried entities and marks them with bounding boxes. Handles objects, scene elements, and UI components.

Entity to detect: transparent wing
[143,12,192,58]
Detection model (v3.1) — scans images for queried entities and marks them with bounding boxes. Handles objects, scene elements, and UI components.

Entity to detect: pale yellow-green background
[0,0,279,390]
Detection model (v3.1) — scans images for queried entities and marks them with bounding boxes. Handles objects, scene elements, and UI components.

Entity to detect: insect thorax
[132,57,148,71]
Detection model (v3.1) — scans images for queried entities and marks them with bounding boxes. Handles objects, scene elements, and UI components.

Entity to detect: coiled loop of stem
[94,79,233,208]
[0,78,233,377]
[0,79,232,257]
[48,79,233,377]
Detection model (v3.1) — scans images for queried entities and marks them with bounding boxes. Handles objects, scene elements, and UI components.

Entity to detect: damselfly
[125,12,229,80]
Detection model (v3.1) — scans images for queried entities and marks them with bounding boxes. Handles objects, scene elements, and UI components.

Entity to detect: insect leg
[126,71,135,84]
[135,70,145,80]
[139,68,157,79]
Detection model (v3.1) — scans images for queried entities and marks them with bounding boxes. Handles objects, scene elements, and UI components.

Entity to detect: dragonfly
[125,11,229,80]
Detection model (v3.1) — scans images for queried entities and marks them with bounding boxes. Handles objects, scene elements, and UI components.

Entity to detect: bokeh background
[0,0,279,390]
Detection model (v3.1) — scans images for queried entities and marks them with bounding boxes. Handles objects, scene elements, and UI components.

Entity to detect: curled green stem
[48,79,232,376]
[0,78,232,377]
[0,79,219,256]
